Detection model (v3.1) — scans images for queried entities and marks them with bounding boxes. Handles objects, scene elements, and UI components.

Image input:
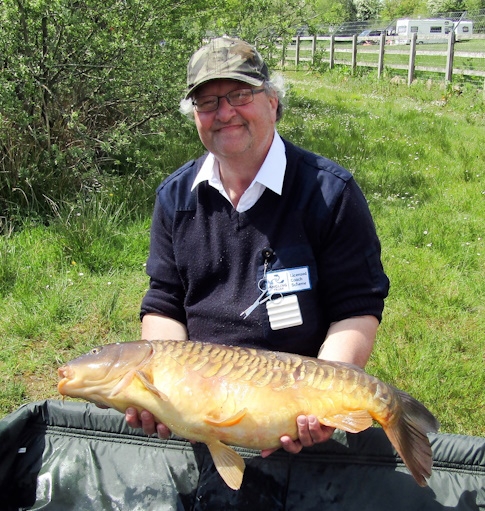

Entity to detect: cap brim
[185,73,265,99]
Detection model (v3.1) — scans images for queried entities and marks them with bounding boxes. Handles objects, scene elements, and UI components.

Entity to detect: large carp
[58,340,439,490]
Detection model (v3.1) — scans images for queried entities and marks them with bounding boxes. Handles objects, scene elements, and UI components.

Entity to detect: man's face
[192,79,278,164]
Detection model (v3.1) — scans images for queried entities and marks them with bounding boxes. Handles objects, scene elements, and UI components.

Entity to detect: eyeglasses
[192,88,266,113]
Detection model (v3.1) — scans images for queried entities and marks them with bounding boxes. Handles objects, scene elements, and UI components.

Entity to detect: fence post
[351,35,357,75]
[445,31,455,83]
[311,35,317,65]
[378,33,386,79]
[329,35,335,69]
[295,35,300,66]
[407,32,417,85]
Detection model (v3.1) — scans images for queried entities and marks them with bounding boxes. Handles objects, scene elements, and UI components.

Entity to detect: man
[126,37,389,456]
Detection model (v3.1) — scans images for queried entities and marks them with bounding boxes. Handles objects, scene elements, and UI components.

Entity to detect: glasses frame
[192,88,266,113]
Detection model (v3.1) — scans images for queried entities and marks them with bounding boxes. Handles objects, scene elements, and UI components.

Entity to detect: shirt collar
[191,130,286,195]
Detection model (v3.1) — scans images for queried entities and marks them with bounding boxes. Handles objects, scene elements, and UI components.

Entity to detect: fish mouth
[57,366,74,394]
[58,365,74,380]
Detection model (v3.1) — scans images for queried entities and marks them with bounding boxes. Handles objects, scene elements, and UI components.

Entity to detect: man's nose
[215,96,236,120]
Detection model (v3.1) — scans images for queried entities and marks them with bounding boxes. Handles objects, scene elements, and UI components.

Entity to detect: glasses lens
[226,89,253,106]
[194,96,218,112]
[193,89,261,112]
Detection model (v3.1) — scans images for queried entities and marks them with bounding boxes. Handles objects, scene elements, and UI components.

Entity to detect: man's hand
[125,407,171,439]
[260,415,335,458]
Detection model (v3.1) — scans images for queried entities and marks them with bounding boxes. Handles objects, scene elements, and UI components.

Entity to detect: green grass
[279,70,485,436]
[1,69,484,439]
[0,218,151,407]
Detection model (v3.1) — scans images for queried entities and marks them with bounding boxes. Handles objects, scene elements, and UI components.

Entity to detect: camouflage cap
[186,37,269,98]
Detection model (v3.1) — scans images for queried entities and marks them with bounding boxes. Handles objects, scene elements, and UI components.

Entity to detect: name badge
[266,266,311,294]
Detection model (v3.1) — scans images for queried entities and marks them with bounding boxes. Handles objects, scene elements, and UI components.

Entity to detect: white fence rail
[277,33,485,85]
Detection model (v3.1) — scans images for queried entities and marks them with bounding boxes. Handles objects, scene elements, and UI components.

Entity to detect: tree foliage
[427,0,466,13]
[1,0,325,225]
[381,0,428,19]
[5,0,479,226]
[0,0,203,222]
[315,0,357,25]
[464,0,485,10]
[354,0,382,20]
[202,0,320,59]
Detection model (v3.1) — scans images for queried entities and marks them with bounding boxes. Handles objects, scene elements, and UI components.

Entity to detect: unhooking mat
[0,400,484,510]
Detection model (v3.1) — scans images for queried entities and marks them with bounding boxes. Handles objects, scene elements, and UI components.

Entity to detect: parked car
[357,29,384,44]
[333,21,370,38]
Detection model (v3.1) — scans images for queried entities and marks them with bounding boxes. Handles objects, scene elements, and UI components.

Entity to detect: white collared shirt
[191,131,287,213]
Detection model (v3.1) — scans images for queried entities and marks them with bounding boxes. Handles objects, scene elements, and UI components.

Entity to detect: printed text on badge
[266,267,311,294]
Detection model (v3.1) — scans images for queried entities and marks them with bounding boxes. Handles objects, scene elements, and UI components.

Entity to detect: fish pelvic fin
[206,440,245,491]
[204,408,247,427]
[135,370,169,401]
[319,410,373,433]
[382,388,440,487]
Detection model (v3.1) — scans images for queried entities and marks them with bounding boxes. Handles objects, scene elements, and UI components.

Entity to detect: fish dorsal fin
[204,408,247,427]
[135,370,169,401]
[320,410,373,433]
[206,440,245,490]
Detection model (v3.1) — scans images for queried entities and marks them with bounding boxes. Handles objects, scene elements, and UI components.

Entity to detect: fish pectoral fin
[109,369,137,398]
[320,410,373,433]
[135,370,169,402]
[204,408,248,427]
[206,440,245,491]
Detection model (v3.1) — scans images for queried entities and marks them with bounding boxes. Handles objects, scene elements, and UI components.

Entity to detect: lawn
[1,69,484,438]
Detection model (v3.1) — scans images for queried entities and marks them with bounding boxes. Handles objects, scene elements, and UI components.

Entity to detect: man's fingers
[140,410,157,436]
[297,415,313,447]
[125,407,173,439]
[280,435,303,454]
[156,422,171,440]
[297,415,335,445]
[125,407,142,429]
[261,433,305,457]
[308,415,335,442]
[261,416,336,458]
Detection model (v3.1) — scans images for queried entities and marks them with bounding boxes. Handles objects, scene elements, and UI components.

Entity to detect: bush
[0,0,202,225]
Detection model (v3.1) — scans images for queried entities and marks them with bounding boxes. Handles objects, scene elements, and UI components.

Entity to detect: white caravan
[453,20,473,40]
[393,18,473,44]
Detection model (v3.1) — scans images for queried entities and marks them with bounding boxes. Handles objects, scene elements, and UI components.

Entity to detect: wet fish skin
[58,340,440,490]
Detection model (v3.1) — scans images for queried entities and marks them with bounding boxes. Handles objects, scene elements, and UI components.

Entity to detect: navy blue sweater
[141,139,389,357]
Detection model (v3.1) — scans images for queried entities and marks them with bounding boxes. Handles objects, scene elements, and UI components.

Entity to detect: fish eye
[90,347,102,355]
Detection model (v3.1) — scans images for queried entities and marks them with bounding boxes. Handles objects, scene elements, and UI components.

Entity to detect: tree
[464,0,485,10]
[1,0,329,223]
[315,0,357,25]
[202,0,320,48]
[427,0,466,13]
[0,0,207,221]
[354,0,382,20]
[381,0,428,19]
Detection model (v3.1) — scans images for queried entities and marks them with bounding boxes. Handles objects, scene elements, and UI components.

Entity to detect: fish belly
[132,341,396,449]
[147,366,350,449]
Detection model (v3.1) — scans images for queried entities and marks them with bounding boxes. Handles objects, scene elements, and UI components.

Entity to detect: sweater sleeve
[140,185,188,326]
[318,178,389,324]
[140,158,202,325]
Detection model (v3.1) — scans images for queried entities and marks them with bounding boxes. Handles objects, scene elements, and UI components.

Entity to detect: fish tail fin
[382,389,440,487]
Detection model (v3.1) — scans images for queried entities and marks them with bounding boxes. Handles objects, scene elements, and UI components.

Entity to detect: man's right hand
[125,407,171,439]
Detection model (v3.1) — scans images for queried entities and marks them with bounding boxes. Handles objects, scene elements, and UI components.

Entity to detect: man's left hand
[260,415,335,458]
